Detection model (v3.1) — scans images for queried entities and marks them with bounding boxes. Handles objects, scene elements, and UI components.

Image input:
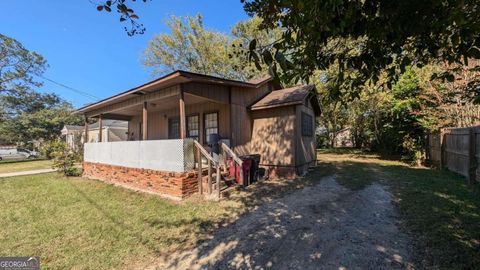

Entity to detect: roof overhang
[76,70,272,115]
[250,84,321,116]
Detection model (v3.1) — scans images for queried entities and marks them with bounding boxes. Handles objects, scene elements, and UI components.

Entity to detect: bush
[50,140,82,176]
[400,135,424,166]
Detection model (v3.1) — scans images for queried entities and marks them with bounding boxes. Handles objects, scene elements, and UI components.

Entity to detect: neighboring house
[61,120,128,149]
[333,128,353,147]
[76,70,321,199]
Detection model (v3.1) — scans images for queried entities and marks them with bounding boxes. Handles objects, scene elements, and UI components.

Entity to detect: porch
[82,138,242,200]
[75,71,279,199]
[82,80,233,146]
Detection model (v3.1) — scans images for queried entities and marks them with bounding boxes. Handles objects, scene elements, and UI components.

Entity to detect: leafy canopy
[0,34,82,145]
[0,34,46,96]
[143,15,282,81]
[242,0,480,96]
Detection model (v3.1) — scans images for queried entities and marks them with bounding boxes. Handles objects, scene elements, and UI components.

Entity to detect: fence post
[468,127,477,184]
[440,128,446,169]
[197,147,203,195]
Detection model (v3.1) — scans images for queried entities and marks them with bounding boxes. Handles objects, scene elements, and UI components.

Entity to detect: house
[76,70,321,199]
[61,120,128,149]
[333,128,353,147]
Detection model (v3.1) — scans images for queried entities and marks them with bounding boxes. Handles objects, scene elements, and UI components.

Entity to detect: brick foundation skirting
[83,162,199,199]
[261,160,317,179]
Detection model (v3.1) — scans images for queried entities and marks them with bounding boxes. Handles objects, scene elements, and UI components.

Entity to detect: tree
[143,15,234,78]
[418,62,480,129]
[95,0,148,36]
[0,34,82,144]
[143,15,281,81]
[0,34,46,97]
[242,0,480,98]
[0,95,82,145]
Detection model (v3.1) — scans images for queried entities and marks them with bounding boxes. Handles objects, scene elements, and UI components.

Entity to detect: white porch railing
[84,139,195,172]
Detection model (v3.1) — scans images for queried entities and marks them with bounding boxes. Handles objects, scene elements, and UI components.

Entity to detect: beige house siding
[128,100,230,144]
[183,82,229,104]
[295,102,317,172]
[230,84,271,154]
[250,106,296,166]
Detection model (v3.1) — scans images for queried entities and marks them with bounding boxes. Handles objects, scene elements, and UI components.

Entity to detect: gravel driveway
[152,175,414,270]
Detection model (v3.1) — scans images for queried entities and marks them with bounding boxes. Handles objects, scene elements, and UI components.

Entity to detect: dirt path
[151,176,414,270]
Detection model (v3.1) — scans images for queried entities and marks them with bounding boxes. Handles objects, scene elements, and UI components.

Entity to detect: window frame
[203,111,219,144]
[186,113,200,140]
[301,111,313,137]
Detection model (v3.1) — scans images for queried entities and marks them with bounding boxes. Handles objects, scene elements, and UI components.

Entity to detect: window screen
[187,115,199,140]
[301,112,313,137]
[204,112,218,143]
[168,117,180,139]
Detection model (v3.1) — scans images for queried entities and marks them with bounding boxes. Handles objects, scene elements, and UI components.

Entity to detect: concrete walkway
[0,168,56,178]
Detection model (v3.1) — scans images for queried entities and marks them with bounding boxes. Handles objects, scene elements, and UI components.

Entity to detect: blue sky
[0,0,249,108]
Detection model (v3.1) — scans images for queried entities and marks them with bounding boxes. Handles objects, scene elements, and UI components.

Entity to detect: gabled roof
[76,70,273,114]
[250,84,321,116]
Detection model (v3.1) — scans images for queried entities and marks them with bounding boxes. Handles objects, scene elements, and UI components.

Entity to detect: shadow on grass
[315,155,480,269]
[225,161,337,209]
[379,164,480,269]
[69,154,479,269]
[154,159,416,269]
[66,180,230,259]
[317,147,403,161]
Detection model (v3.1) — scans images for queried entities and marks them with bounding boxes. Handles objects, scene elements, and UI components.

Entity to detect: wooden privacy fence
[426,126,479,183]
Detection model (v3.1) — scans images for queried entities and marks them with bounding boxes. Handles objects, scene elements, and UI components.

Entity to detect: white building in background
[61,120,128,149]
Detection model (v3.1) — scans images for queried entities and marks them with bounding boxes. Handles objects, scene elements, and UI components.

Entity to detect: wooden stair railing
[194,140,221,198]
[220,142,244,184]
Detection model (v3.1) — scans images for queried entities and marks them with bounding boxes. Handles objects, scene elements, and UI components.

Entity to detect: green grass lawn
[0,173,242,269]
[0,161,336,270]
[317,150,480,269]
[0,159,53,174]
[2,152,478,269]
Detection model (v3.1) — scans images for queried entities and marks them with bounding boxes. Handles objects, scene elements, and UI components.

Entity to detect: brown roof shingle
[250,84,315,110]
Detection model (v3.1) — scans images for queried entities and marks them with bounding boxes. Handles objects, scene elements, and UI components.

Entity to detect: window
[187,115,199,140]
[168,117,180,139]
[301,112,313,137]
[204,112,218,143]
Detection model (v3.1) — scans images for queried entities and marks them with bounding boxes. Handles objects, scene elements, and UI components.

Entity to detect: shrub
[50,140,82,176]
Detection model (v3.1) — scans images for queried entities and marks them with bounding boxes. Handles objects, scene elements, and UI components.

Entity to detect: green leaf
[249,39,257,51]
[262,50,273,65]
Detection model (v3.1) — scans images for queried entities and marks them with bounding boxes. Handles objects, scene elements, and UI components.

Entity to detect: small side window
[301,112,313,137]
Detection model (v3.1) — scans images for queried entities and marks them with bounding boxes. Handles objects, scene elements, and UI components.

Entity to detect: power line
[38,75,100,101]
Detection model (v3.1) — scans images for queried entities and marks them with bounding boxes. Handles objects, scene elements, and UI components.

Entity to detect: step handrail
[221,142,243,166]
[220,142,245,185]
[194,140,220,198]
[194,140,217,165]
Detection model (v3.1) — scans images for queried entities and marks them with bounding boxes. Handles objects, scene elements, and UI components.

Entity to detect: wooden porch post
[142,101,148,140]
[84,115,89,143]
[98,115,103,142]
[179,89,186,139]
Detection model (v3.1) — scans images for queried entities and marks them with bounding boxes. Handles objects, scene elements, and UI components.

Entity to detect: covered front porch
[79,81,240,199]
[83,82,232,146]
